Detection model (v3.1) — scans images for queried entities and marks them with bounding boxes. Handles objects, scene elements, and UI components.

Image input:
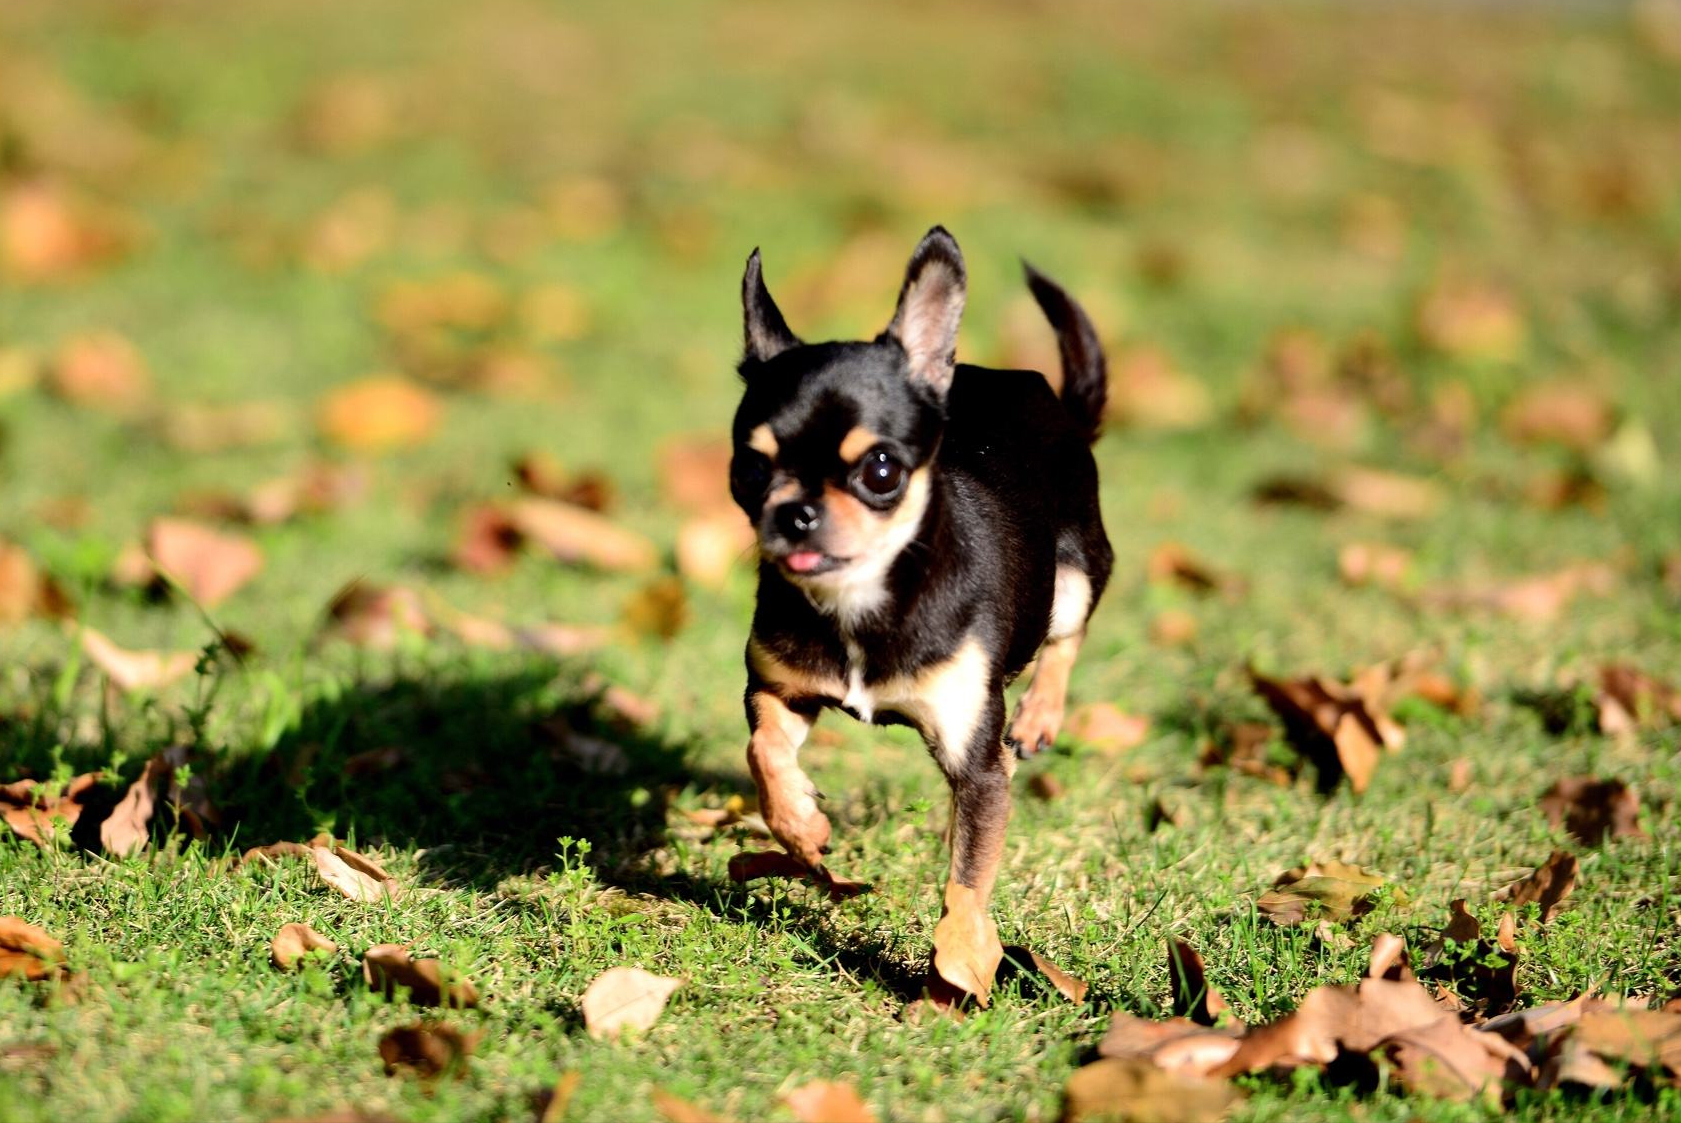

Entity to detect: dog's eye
[857,450,905,498]
[731,450,772,504]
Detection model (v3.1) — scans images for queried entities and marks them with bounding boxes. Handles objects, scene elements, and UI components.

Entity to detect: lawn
[1,0,1679,1120]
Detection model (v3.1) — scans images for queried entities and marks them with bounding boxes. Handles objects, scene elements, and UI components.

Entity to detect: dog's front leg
[744,687,831,866]
[930,693,1012,1005]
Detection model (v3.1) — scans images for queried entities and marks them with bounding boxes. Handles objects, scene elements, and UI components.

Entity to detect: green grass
[2,0,1679,1119]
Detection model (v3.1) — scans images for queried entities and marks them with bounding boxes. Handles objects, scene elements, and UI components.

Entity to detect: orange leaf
[79,628,196,692]
[0,916,66,981]
[317,375,440,451]
[147,518,263,607]
[784,1081,875,1123]
[271,923,338,970]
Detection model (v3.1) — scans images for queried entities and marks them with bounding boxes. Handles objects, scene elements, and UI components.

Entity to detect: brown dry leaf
[1337,542,1412,591]
[932,883,1004,1007]
[312,846,399,903]
[1367,933,1415,982]
[450,504,524,575]
[271,923,338,970]
[651,1089,731,1123]
[323,582,432,649]
[378,1022,476,1080]
[1062,1057,1240,1123]
[1199,722,1291,786]
[623,576,689,640]
[1168,940,1230,1026]
[1106,345,1214,432]
[1064,703,1150,753]
[534,1071,583,1123]
[1538,777,1644,846]
[0,541,72,625]
[317,376,440,451]
[1258,861,1387,927]
[581,966,680,1040]
[48,331,151,414]
[99,748,192,857]
[1501,381,1615,451]
[1595,663,1681,737]
[510,498,657,573]
[244,461,369,526]
[1148,609,1198,647]
[1029,773,1065,801]
[1247,668,1400,794]
[1097,1014,1243,1077]
[363,944,477,1008]
[1415,277,1527,362]
[1424,561,1618,623]
[512,453,612,511]
[1492,850,1577,922]
[1568,1007,1681,1074]
[2,182,131,283]
[658,436,735,514]
[0,917,66,981]
[1419,902,1519,1015]
[235,835,331,869]
[784,1081,875,1123]
[1381,1013,1531,1101]
[1447,758,1474,792]
[1213,977,1444,1077]
[1000,946,1089,1004]
[1253,468,1442,520]
[676,511,756,588]
[1146,543,1242,597]
[333,844,395,884]
[80,628,196,692]
[146,518,263,607]
[0,773,102,847]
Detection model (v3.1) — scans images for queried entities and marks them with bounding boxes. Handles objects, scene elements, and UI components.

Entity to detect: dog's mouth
[777,549,850,577]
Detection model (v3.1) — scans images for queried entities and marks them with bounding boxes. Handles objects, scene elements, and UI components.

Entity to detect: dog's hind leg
[1006,564,1093,758]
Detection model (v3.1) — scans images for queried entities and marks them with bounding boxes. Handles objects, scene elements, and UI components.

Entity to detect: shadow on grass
[212,662,747,893]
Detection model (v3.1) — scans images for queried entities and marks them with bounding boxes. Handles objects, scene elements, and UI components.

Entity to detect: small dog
[728,227,1112,1003]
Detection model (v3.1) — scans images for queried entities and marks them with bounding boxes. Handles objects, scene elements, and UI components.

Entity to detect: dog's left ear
[883,226,966,396]
[741,248,801,367]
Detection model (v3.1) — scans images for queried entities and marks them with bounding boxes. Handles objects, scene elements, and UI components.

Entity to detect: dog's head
[729,227,966,620]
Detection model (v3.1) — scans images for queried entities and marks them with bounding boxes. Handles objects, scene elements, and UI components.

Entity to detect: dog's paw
[1006,696,1063,759]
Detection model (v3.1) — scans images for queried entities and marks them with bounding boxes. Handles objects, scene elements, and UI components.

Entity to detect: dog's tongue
[785,551,825,573]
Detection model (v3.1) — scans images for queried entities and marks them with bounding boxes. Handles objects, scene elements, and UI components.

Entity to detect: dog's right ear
[741,248,801,367]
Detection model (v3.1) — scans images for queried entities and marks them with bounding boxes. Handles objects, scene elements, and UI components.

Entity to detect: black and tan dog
[728,226,1112,1003]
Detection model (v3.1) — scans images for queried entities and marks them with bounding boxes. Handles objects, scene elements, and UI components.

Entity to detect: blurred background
[1,0,1679,716]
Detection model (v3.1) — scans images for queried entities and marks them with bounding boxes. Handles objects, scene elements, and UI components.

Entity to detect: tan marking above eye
[838,426,881,464]
[748,424,779,458]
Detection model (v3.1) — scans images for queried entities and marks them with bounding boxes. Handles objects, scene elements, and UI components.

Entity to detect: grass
[2,0,1680,1119]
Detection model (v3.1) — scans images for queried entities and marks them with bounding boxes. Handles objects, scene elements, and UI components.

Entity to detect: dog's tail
[1023,262,1108,444]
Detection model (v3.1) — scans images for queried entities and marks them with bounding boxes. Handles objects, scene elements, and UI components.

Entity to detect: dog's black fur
[727,226,1112,999]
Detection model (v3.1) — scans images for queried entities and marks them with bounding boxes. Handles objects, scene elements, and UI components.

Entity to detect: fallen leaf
[1168,940,1229,1026]
[784,1081,875,1123]
[1064,704,1150,753]
[676,511,756,588]
[271,923,338,970]
[1367,933,1414,982]
[510,497,657,573]
[450,504,524,575]
[312,846,399,903]
[1501,381,1615,451]
[378,1022,476,1080]
[650,1089,731,1123]
[1148,609,1198,647]
[534,1071,583,1123]
[333,844,396,883]
[1062,1057,1239,1123]
[146,518,263,607]
[622,575,689,640]
[2,182,131,283]
[1337,542,1412,591]
[235,838,325,868]
[363,944,477,1008]
[1097,1014,1242,1077]
[1415,277,1526,362]
[79,628,196,692]
[1253,468,1442,520]
[323,582,431,649]
[1258,861,1386,927]
[1492,850,1577,922]
[1538,777,1644,845]
[0,541,72,625]
[1146,543,1243,597]
[1423,561,1618,623]
[244,462,369,526]
[1199,722,1290,786]
[48,331,151,414]
[1447,758,1474,792]
[1595,663,1681,737]
[317,376,440,451]
[581,966,680,1040]
[1381,1013,1531,1101]
[1001,945,1089,1004]
[1419,901,1519,1015]
[658,436,735,513]
[0,917,65,981]
[1106,344,1214,431]
[98,749,184,857]
[1212,977,1444,1077]
[1567,1007,1681,1074]
[1248,668,1401,794]
[932,883,1003,1007]
[0,773,102,846]
[1029,773,1065,801]
[513,453,612,510]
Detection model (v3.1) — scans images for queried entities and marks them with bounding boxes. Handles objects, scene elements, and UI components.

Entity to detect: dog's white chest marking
[836,636,989,773]
[841,640,873,723]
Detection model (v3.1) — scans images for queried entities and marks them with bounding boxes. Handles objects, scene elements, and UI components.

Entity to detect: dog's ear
[883,226,966,396]
[741,248,801,366]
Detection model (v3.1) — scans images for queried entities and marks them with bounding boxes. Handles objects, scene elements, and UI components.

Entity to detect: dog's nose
[774,501,822,541]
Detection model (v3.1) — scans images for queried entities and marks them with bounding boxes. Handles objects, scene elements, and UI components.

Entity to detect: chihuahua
[728,227,1112,1003]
